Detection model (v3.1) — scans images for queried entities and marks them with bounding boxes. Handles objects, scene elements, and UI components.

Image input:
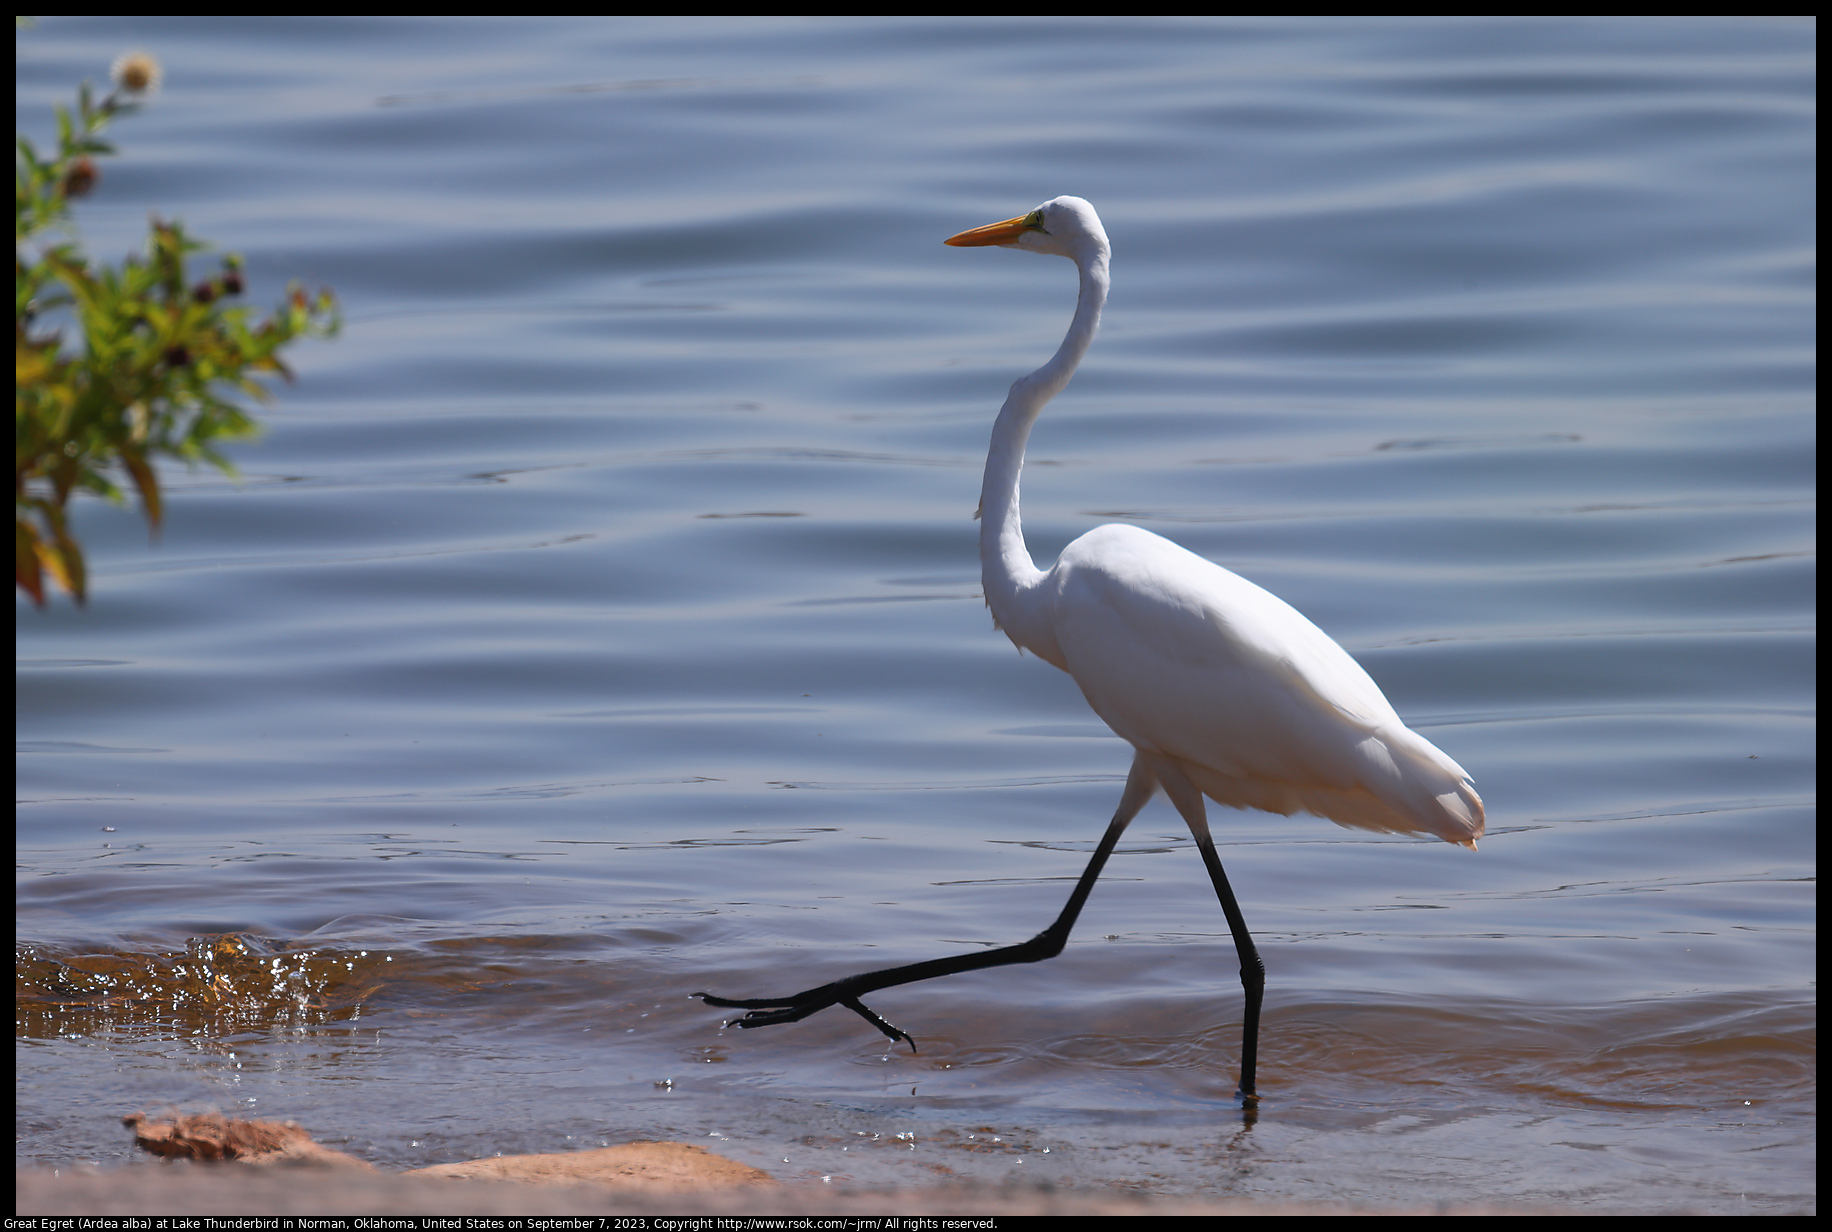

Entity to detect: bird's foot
[700,984,916,1052]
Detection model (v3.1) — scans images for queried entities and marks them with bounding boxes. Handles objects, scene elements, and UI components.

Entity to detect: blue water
[17,17,1813,1212]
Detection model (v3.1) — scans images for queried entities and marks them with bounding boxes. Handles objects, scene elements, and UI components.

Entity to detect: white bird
[704,196,1483,1105]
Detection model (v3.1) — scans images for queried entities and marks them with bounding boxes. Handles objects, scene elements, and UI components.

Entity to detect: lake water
[16,16,1814,1214]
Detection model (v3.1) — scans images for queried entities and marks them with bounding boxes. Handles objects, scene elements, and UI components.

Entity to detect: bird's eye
[1027,210,1047,233]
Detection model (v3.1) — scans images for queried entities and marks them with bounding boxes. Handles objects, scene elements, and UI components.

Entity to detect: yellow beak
[944,211,1040,247]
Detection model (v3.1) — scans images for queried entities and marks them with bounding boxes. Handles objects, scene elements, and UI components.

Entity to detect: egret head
[946,195,1108,265]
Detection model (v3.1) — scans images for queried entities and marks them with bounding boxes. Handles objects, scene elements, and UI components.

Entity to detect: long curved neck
[979,250,1109,655]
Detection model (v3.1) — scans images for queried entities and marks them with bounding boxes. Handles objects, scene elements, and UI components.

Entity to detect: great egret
[704,196,1483,1104]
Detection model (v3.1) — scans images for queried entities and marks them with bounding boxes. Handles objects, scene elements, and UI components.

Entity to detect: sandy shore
[16,1111,1549,1216]
[18,1167,1551,1217]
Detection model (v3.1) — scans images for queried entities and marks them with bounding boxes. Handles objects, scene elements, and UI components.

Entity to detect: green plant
[17,53,338,605]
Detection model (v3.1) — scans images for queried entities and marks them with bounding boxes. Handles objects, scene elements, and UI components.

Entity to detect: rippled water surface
[17,17,1813,1213]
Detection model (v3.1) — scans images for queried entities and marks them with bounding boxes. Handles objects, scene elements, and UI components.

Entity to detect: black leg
[703,756,1160,1050]
[1155,759,1264,1104]
[706,753,1265,1110]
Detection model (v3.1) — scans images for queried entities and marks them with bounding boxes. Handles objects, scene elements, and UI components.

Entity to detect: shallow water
[16,17,1814,1213]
